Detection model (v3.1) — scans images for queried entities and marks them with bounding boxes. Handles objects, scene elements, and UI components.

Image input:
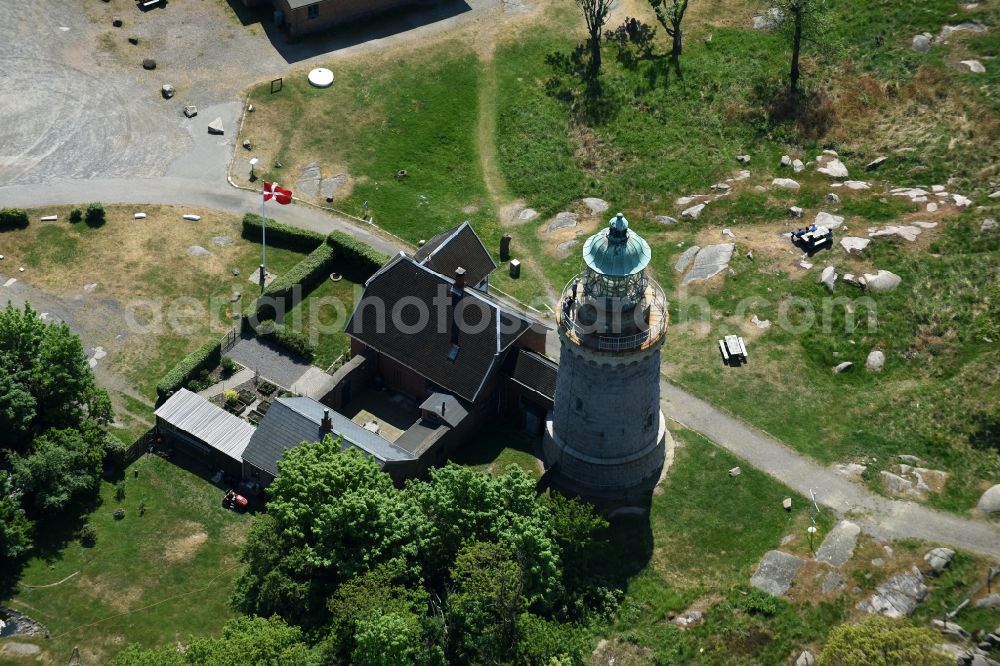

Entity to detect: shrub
[113,507,125,520]
[114,480,126,501]
[156,339,222,401]
[740,588,780,616]
[102,433,129,469]
[241,213,325,252]
[0,208,29,230]
[327,231,390,282]
[221,356,239,376]
[85,202,106,227]
[255,320,315,361]
[69,208,83,224]
[138,500,146,516]
[80,523,97,547]
[224,389,240,406]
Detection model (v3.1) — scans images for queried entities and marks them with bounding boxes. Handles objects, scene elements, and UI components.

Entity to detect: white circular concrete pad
[308,68,334,88]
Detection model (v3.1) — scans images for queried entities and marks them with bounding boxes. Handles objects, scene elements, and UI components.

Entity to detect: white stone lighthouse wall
[544,333,666,502]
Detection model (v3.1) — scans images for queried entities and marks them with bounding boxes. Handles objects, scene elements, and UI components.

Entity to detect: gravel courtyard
[0,0,494,186]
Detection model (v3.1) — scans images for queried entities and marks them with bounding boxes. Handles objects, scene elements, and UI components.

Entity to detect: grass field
[232,0,1000,514]
[459,425,1000,663]
[240,39,501,248]
[0,206,307,400]
[3,455,251,665]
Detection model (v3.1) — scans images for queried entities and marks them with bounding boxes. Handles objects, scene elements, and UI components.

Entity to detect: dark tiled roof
[242,397,414,477]
[413,222,497,288]
[503,349,558,400]
[346,256,534,402]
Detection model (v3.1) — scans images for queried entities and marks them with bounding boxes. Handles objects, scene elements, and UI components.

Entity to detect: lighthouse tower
[544,213,668,507]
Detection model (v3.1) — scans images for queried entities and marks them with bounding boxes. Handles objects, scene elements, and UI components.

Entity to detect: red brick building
[241,0,422,38]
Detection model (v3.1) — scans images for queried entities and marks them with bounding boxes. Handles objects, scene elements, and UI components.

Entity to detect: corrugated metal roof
[154,389,256,461]
[242,397,416,477]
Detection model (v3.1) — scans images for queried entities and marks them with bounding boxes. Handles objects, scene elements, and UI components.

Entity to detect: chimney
[441,401,446,416]
[453,267,466,294]
[321,408,332,433]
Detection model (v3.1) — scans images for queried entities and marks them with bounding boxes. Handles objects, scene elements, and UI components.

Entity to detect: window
[307,4,319,19]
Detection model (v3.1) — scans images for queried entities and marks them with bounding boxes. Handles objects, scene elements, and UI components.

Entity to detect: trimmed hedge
[156,339,221,401]
[256,320,315,362]
[0,208,29,230]
[254,241,336,320]
[241,213,325,252]
[327,231,390,282]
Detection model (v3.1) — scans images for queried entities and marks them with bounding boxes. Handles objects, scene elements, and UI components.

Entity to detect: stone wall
[544,332,666,504]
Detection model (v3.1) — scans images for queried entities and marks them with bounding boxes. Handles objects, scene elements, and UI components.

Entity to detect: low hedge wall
[255,320,315,362]
[327,231,390,282]
[254,241,336,321]
[0,208,29,230]
[241,213,325,252]
[155,339,221,401]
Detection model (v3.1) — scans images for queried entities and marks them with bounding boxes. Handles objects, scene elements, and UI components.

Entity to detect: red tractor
[222,490,248,511]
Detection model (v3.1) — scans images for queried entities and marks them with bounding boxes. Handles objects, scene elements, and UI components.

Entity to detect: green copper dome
[582,213,651,277]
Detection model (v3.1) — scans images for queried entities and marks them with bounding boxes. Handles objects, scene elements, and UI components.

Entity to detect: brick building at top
[240,0,424,38]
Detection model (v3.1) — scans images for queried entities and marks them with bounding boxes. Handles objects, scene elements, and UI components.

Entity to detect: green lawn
[451,426,543,479]
[281,274,359,369]
[244,40,502,248]
[5,455,251,664]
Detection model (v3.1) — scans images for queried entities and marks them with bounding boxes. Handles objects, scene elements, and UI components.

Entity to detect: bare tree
[576,0,616,74]
[771,0,828,95]
[648,0,689,58]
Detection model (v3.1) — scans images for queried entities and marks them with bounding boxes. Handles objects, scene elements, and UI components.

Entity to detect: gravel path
[539,334,1000,557]
[0,177,403,258]
[662,380,1000,558]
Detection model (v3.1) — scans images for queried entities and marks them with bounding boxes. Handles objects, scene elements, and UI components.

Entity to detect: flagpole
[260,185,267,293]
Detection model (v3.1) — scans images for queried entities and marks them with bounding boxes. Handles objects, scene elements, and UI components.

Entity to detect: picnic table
[719,335,748,366]
[792,225,832,250]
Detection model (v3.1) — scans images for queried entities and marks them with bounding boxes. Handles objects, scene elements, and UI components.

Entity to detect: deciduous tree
[109,616,314,666]
[770,0,829,95]
[575,0,616,74]
[10,426,104,513]
[648,0,689,57]
[0,472,31,560]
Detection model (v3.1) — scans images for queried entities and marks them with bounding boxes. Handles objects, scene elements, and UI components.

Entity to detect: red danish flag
[263,182,293,205]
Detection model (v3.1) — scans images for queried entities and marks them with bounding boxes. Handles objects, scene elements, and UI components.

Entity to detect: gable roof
[154,389,255,462]
[345,255,535,402]
[242,396,415,477]
[413,221,497,288]
[419,392,469,428]
[502,349,558,400]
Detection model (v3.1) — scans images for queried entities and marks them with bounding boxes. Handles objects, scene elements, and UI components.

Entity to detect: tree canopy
[0,303,113,566]
[229,439,608,663]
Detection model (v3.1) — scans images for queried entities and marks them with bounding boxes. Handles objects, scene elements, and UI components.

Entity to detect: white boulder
[816,211,845,229]
[865,270,902,292]
[772,178,800,190]
[866,350,885,372]
[978,485,1000,514]
[840,237,870,254]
